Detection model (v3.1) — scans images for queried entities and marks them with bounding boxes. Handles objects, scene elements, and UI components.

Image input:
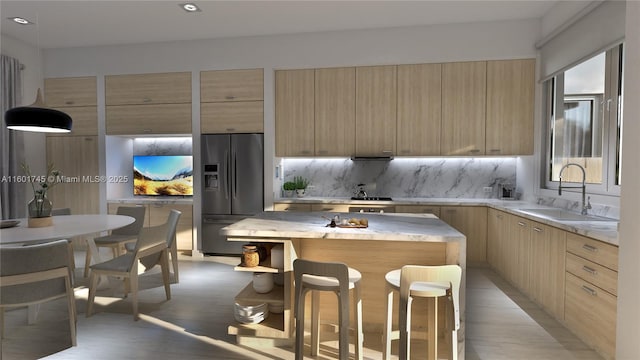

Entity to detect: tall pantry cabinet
[44,77,100,216]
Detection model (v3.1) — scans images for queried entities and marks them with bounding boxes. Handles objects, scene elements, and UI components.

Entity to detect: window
[544,44,623,195]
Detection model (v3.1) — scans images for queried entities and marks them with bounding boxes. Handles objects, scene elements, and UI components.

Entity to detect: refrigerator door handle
[233,150,238,199]
[224,150,230,200]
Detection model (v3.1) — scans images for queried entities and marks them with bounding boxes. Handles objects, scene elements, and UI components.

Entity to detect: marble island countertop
[221,211,466,243]
[274,197,619,245]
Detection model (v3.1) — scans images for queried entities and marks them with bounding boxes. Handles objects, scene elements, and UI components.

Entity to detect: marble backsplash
[280,157,517,199]
[133,137,192,155]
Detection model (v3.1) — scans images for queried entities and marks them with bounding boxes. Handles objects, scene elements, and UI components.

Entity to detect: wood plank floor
[1,253,604,359]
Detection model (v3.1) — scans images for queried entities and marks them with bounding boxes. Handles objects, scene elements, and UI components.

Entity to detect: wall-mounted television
[133,155,193,196]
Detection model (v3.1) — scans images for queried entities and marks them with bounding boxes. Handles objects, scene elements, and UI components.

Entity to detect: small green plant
[293,176,309,190]
[283,181,296,191]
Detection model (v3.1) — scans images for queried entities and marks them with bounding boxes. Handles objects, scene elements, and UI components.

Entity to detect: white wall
[616,1,640,358]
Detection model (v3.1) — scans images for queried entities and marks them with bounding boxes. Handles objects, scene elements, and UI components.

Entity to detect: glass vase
[28,193,53,218]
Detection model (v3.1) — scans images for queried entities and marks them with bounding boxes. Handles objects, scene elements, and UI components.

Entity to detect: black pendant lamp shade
[5,89,72,133]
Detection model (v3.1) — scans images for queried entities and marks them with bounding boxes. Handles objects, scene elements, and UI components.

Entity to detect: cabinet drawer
[45,77,97,107]
[566,252,617,296]
[200,69,263,102]
[310,204,350,212]
[395,205,441,217]
[105,72,191,105]
[566,233,618,271]
[201,101,263,134]
[106,104,192,135]
[565,272,616,359]
[273,203,311,212]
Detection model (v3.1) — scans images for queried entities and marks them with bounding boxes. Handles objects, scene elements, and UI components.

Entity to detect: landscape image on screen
[133,155,193,196]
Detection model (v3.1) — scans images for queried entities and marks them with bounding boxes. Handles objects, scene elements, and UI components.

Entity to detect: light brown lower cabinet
[440,206,487,266]
[273,203,311,212]
[488,209,618,360]
[529,221,565,320]
[564,233,618,360]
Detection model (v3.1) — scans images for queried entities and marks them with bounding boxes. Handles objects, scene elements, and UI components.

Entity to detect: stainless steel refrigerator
[201,134,263,254]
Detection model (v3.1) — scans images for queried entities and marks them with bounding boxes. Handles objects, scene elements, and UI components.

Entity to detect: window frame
[543,43,623,197]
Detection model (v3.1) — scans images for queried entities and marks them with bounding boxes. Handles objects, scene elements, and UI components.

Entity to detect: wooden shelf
[228,312,286,338]
[234,256,282,273]
[235,282,284,306]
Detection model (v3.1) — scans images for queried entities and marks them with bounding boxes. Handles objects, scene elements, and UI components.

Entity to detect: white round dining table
[0,214,134,323]
[0,214,134,245]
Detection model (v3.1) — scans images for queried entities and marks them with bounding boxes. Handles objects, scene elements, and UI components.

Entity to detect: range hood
[350,156,394,161]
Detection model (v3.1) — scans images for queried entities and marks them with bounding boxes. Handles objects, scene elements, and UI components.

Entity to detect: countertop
[108,198,193,205]
[274,197,619,246]
[221,211,466,243]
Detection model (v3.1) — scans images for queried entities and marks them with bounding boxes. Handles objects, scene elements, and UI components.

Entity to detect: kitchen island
[221,211,466,358]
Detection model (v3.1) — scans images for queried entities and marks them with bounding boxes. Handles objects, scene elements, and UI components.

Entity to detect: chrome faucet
[558,163,592,215]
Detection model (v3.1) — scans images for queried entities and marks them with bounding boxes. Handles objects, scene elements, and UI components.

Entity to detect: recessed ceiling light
[9,17,34,25]
[179,3,201,12]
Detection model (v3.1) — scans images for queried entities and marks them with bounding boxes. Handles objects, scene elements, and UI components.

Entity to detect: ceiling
[1,1,559,50]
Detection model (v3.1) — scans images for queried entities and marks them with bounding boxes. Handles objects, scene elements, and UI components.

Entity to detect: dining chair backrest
[400,264,463,330]
[112,206,146,236]
[138,210,181,269]
[160,210,181,247]
[51,208,71,216]
[0,240,72,305]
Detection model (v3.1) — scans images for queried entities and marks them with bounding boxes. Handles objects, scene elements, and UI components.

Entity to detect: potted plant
[293,176,310,197]
[22,162,61,227]
[282,181,296,198]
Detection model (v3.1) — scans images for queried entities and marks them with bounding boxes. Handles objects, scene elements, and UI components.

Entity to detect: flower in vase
[22,162,62,218]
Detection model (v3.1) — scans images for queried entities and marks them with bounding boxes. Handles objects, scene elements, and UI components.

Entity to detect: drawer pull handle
[142,98,152,103]
[225,95,236,100]
[496,215,503,219]
[581,285,597,296]
[582,244,598,252]
[582,266,598,275]
[533,227,543,233]
[517,221,526,227]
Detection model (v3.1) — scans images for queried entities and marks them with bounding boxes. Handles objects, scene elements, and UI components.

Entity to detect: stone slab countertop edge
[107,198,194,205]
[221,211,466,243]
[274,197,619,246]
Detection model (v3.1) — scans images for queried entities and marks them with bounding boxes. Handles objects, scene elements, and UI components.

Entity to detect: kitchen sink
[517,208,614,222]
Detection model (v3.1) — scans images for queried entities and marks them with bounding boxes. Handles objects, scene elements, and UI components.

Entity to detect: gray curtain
[1,54,26,219]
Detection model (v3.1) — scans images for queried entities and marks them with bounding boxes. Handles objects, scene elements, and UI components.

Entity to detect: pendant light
[5,89,72,133]
[4,14,73,133]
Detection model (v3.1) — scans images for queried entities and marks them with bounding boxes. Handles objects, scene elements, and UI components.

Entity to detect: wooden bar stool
[293,259,363,360]
[383,265,462,360]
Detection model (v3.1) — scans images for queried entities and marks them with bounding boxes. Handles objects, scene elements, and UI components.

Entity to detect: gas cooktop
[350,196,393,201]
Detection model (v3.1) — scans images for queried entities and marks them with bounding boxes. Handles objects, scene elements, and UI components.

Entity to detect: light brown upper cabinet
[44,77,98,136]
[200,69,264,134]
[45,77,97,107]
[441,61,487,156]
[355,65,397,157]
[486,59,535,155]
[106,72,191,105]
[397,63,442,156]
[105,72,191,135]
[315,67,356,156]
[275,69,315,156]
